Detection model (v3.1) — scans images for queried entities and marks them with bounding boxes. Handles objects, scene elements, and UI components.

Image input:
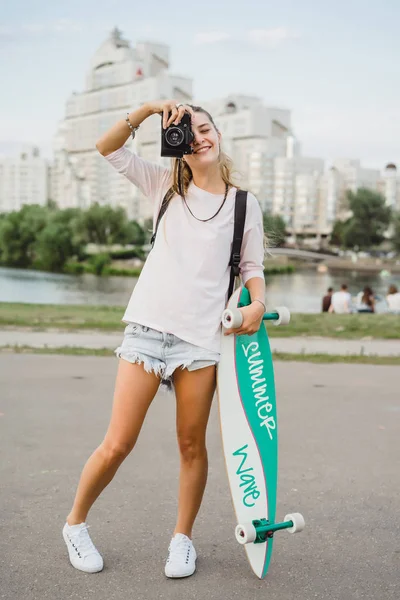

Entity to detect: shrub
[88,253,111,276]
[64,261,86,275]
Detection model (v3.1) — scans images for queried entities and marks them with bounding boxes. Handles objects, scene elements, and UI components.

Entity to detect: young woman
[62,100,266,578]
[356,286,375,313]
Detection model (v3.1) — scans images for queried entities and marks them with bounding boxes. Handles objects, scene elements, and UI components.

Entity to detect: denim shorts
[115,322,220,390]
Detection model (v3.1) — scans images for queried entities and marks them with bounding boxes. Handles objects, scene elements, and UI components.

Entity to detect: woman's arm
[96,104,154,156]
[225,194,266,336]
[96,100,191,201]
[96,100,193,156]
[245,276,266,312]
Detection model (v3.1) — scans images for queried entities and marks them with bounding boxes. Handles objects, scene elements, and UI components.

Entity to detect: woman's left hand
[224,302,265,336]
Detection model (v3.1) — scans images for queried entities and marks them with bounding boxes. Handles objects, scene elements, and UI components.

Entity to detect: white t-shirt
[330,290,352,314]
[104,146,265,353]
[387,292,400,312]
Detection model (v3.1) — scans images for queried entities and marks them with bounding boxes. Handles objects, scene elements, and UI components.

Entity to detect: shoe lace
[168,537,191,561]
[75,525,97,557]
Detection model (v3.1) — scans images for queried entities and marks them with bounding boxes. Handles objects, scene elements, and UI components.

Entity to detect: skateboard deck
[217,287,304,578]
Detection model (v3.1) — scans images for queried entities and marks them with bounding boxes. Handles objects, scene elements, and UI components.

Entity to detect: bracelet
[125,113,140,139]
[252,299,266,312]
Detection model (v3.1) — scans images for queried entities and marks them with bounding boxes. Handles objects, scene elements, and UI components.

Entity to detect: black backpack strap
[150,189,172,247]
[228,189,247,299]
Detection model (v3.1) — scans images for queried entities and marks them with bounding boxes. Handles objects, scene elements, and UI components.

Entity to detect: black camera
[161,112,194,158]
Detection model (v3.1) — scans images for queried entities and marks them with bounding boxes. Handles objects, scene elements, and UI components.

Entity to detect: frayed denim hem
[115,347,174,393]
[114,348,217,394]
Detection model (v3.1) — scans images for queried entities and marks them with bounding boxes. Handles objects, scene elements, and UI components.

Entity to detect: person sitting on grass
[355,286,375,313]
[322,287,333,313]
[386,285,400,314]
[328,283,352,314]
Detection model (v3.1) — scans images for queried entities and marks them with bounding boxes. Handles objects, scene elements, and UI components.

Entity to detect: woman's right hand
[146,100,194,129]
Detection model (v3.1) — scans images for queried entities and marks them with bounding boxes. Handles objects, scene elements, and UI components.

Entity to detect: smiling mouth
[194,146,212,154]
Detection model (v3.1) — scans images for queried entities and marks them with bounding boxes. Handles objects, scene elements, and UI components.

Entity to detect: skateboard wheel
[284,513,305,533]
[235,522,257,545]
[222,308,243,329]
[273,306,291,326]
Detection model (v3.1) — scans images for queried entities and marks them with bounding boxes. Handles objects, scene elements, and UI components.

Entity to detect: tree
[34,208,85,272]
[340,188,391,250]
[392,213,400,253]
[74,203,139,246]
[0,205,48,267]
[263,213,287,247]
[125,220,145,245]
[330,219,348,246]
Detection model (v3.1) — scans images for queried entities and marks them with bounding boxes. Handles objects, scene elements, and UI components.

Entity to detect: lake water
[1,266,398,313]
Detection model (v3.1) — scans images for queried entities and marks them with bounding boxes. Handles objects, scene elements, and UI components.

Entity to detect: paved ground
[0,355,399,600]
[1,329,400,356]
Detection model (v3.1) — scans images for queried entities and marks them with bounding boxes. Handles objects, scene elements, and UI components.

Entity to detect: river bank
[1,265,399,313]
[299,258,400,274]
[63,259,295,277]
[1,302,399,339]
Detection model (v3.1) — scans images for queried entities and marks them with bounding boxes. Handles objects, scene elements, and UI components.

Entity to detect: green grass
[1,344,399,365]
[1,301,399,339]
[272,352,400,365]
[0,345,113,356]
[0,302,125,331]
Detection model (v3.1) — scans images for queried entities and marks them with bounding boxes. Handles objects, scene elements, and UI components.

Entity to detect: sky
[0,0,399,169]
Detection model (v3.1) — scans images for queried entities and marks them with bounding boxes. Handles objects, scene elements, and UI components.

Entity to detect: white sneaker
[62,522,104,573]
[165,533,197,578]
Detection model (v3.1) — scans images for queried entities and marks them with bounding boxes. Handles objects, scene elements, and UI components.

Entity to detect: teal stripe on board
[236,287,278,576]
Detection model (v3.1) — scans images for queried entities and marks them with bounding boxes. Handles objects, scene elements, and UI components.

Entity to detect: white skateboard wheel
[272,306,291,326]
[284,513,305,533]
[222,308,243,329]
[235,522,257,545]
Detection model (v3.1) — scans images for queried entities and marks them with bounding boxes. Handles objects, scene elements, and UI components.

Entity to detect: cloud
[193,31,231,45]
[0,19,84,39]
[247,27,299,48]
[0,26,13,36]
[193,27,299,48]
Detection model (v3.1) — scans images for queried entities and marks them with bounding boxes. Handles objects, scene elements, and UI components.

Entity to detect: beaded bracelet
[125,113,140,139]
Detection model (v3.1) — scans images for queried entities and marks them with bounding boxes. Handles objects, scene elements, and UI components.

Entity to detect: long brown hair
[361,286,374,306]
[162,105,268,253]
[165,105,239,202]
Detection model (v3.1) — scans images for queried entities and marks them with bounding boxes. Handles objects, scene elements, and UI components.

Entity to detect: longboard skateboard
[217,286,305,579]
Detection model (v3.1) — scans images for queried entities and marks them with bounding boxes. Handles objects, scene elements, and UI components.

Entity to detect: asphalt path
[0,355,399,600]
[1,329,400,356]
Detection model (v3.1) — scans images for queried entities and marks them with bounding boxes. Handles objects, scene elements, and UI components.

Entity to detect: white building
[52,28,192,220]
[318,159,399,232]
[328,158,380,219]
[273,146,324,232]
[0,146,48,213]
[379,163,400,210]
[199,95,291,212]
[199,96,331,236]
[318,167,341,233]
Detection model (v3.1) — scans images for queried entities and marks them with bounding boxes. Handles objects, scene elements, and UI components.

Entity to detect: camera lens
[166,127,184,147]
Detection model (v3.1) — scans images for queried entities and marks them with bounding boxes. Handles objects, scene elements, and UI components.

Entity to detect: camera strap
[150,187,248,299]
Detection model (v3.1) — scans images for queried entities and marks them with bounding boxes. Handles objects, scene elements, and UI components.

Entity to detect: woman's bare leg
[67,360,160,525]
[172,365,216,538]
